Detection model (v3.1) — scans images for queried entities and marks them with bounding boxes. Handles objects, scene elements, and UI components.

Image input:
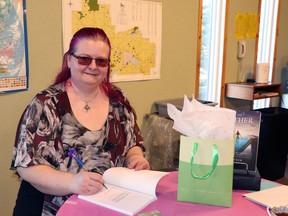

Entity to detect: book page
[103,167,168,196]
[243,185,288,208]
[79,185,157,215]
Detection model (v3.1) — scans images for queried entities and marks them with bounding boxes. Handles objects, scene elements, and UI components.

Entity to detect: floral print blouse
[10,82,144,216]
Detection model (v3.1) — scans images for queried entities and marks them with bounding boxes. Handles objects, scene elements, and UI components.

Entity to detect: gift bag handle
[190,142,219,180]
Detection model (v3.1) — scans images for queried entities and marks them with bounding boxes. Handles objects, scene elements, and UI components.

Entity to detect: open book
[78,167,168,215]
[243,185,288,208]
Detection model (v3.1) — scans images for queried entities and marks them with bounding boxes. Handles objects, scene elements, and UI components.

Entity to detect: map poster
[0,0,29,92]
[62,0,162,82]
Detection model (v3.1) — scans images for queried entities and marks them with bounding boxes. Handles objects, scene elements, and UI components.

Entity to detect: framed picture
[0,0,29,92]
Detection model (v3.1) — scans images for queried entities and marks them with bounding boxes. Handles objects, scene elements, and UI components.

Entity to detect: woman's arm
[17,165,105,196]
[126,146,150,170]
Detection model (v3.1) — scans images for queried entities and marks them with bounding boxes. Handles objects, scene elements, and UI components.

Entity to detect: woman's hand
[70,171,105,195]
[17,166,105,196]
[127,155,150,170]
[126,146,150,170]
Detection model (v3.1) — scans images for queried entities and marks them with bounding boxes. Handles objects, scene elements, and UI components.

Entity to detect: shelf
[225,82,281,101]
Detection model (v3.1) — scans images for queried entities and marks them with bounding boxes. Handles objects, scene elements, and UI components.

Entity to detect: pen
[68,148,108,189]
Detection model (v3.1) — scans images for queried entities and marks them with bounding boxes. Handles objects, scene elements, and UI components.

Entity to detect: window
[198,0,226,104]
[254,0,279,109]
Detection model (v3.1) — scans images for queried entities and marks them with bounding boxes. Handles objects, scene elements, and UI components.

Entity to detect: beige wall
[1,1,287,215]
[223,0,258,109]
[225,0,258,84]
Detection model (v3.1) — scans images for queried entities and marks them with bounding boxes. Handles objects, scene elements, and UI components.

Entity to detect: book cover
[234,110,261,172]
[78,167,168,216]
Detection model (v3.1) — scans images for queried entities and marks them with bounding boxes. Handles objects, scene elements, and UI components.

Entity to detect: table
[57,171,277,216]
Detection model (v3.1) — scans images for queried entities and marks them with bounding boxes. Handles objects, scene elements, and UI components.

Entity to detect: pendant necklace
[83,101,91,112]
[69,82,97,112]
[76,92,93,112]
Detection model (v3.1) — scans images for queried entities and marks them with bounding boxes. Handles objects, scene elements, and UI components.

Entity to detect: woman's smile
[82,71,99,76]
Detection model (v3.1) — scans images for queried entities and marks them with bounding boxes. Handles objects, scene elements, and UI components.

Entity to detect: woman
[10,27,150,216]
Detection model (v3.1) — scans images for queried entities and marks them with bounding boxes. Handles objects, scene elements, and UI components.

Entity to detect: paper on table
[243,185,288,208]
[167,95,236,139]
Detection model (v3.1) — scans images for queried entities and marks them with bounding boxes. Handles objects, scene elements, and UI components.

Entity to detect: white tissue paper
[167,95,236,139]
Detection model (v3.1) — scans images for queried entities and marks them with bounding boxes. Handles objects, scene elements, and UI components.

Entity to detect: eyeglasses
[71,53,110,67]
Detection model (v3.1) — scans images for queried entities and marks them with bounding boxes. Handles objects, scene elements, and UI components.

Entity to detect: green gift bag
[177,135,234,207]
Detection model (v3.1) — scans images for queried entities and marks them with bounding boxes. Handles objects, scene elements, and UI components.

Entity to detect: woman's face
[67,38,110,89]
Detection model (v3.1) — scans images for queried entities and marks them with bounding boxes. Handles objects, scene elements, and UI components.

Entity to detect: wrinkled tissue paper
[167,95,236,139]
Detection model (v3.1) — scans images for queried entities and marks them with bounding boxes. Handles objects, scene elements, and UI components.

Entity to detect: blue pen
[68,148,88,170]
[68,148,108,189]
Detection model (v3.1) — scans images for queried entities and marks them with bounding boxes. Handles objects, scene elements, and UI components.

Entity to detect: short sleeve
[11,95,64,170]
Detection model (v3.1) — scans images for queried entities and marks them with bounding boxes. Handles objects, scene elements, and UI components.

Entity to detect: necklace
[83,101,91,112]
[67,81,97,112]
[74,90,92,112]
[75,92,93,112]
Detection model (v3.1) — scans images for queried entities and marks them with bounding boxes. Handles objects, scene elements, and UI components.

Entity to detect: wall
[0,0,287,215]
[116,0,199,119]
[225,0,258,84]
[224,0,258,109]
